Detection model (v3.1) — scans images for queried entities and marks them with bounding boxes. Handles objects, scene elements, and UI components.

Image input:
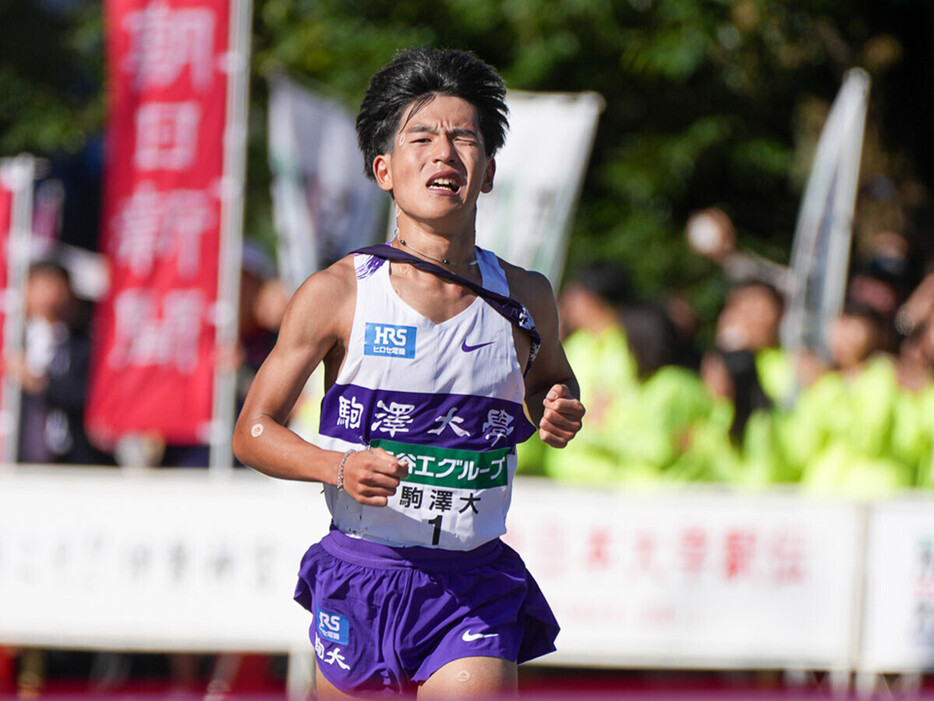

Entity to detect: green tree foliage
[0,1,103,155]
[3,0,932,332]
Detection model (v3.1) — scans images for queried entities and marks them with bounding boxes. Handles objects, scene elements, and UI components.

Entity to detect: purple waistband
[321,527,503,572]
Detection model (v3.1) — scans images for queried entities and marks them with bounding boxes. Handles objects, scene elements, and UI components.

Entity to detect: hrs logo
[365,323,417,359]
[317,609,349,644]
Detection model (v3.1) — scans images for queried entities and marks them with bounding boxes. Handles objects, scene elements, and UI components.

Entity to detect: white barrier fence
[2,467,933,694]
[507,482,864,672]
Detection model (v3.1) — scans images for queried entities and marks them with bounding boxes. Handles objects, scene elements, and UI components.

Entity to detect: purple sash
[353,243,541,375]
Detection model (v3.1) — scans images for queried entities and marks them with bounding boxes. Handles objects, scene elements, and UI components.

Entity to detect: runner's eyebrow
[405,124,481,140]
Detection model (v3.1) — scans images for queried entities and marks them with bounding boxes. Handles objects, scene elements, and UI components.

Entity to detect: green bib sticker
[370,439,510,490]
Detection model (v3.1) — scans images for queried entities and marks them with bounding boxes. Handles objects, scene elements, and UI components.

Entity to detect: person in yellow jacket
[534,262,640,483]
[787,301,914,498]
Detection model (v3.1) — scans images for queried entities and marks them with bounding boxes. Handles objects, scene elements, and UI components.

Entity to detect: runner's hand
[340,448,409,506]
[539,383,585,448]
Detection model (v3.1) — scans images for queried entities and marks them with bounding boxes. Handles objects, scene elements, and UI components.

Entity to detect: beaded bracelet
[336,448,356,491]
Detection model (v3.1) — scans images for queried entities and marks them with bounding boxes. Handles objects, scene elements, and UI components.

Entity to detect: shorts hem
[411,650,516,685]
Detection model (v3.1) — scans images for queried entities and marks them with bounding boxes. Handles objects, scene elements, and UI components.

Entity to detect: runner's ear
[481,157,495,194]
[374,154,393,192]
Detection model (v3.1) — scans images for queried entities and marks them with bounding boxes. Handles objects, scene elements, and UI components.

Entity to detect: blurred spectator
[620,302,681,380]
[622,299,701,377]
[826,299,889,376]
[847,230,914,353]
[556,260,634,340]
[237,243,288,408]
[684,207,802,404]
[685,207,790,293]
[891,277,934,488]
[896,274,934,391]
[714,278,797,407]
[698,283,793,486]
[700,349,773,443]
[661,294,703,371]
[627,362,736,485]
[4,257,111,465]
[784,299,911,497]
[533,261,639,482]
[538,263,727,487]
[715,280,784,353]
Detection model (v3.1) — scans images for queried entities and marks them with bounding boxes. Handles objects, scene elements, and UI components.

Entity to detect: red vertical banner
[0,180,11,458]
[88,0,232,447]
[0,180,10,352]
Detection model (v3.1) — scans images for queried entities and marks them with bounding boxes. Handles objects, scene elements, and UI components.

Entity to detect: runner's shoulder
[497,257,555,309]
[282,255,357,329]
[293,255,356,301]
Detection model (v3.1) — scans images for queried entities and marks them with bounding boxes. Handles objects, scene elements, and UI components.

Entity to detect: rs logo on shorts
[316,609,349,645]
[365,323,417,359]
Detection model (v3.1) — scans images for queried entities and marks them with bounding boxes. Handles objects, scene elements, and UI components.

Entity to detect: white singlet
[316,248,535,550]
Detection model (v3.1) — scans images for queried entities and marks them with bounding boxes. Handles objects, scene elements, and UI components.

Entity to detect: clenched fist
[339,447,410,506]
[539,383,585,448]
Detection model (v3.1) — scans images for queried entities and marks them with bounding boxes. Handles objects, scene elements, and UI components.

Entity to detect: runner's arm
[232,258,407,504]
[507,267,585,448]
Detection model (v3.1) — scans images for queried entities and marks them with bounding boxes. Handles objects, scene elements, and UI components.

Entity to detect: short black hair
[355,47,509,180]
[569,260,634,307]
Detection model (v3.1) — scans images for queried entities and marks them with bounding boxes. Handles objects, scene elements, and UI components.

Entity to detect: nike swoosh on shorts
[461,340,495,352]
[461,630,499,642]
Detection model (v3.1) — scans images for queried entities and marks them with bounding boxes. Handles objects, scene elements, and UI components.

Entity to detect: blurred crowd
[2,240,290,472]
[517,207,934,500]
[8,209,934,495]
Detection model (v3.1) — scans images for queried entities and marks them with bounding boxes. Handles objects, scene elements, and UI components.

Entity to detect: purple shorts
[293,528,559,696]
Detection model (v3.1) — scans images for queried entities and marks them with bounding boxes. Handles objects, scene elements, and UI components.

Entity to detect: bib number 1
[427,515,443,545]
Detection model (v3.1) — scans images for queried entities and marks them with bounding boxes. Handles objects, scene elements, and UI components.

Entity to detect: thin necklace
[396,237,478,267]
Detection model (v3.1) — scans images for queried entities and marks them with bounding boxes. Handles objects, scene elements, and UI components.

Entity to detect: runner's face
[373,95,495,229]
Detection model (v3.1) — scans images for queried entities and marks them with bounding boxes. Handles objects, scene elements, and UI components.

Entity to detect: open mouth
[427,176,461,193]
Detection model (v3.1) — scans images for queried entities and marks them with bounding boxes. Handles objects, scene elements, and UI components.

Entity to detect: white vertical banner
[860,498,934,673]
[268,74,386,293]
[209,0,253,471]
[782,69,871,364]
[475,90,604,287]
[0,156,38,466]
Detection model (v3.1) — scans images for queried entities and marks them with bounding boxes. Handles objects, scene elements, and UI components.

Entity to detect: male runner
[233,46,585,698]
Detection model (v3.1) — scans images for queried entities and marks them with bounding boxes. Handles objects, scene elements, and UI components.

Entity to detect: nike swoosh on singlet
[461,630,499,642]
[461,340,495,352]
